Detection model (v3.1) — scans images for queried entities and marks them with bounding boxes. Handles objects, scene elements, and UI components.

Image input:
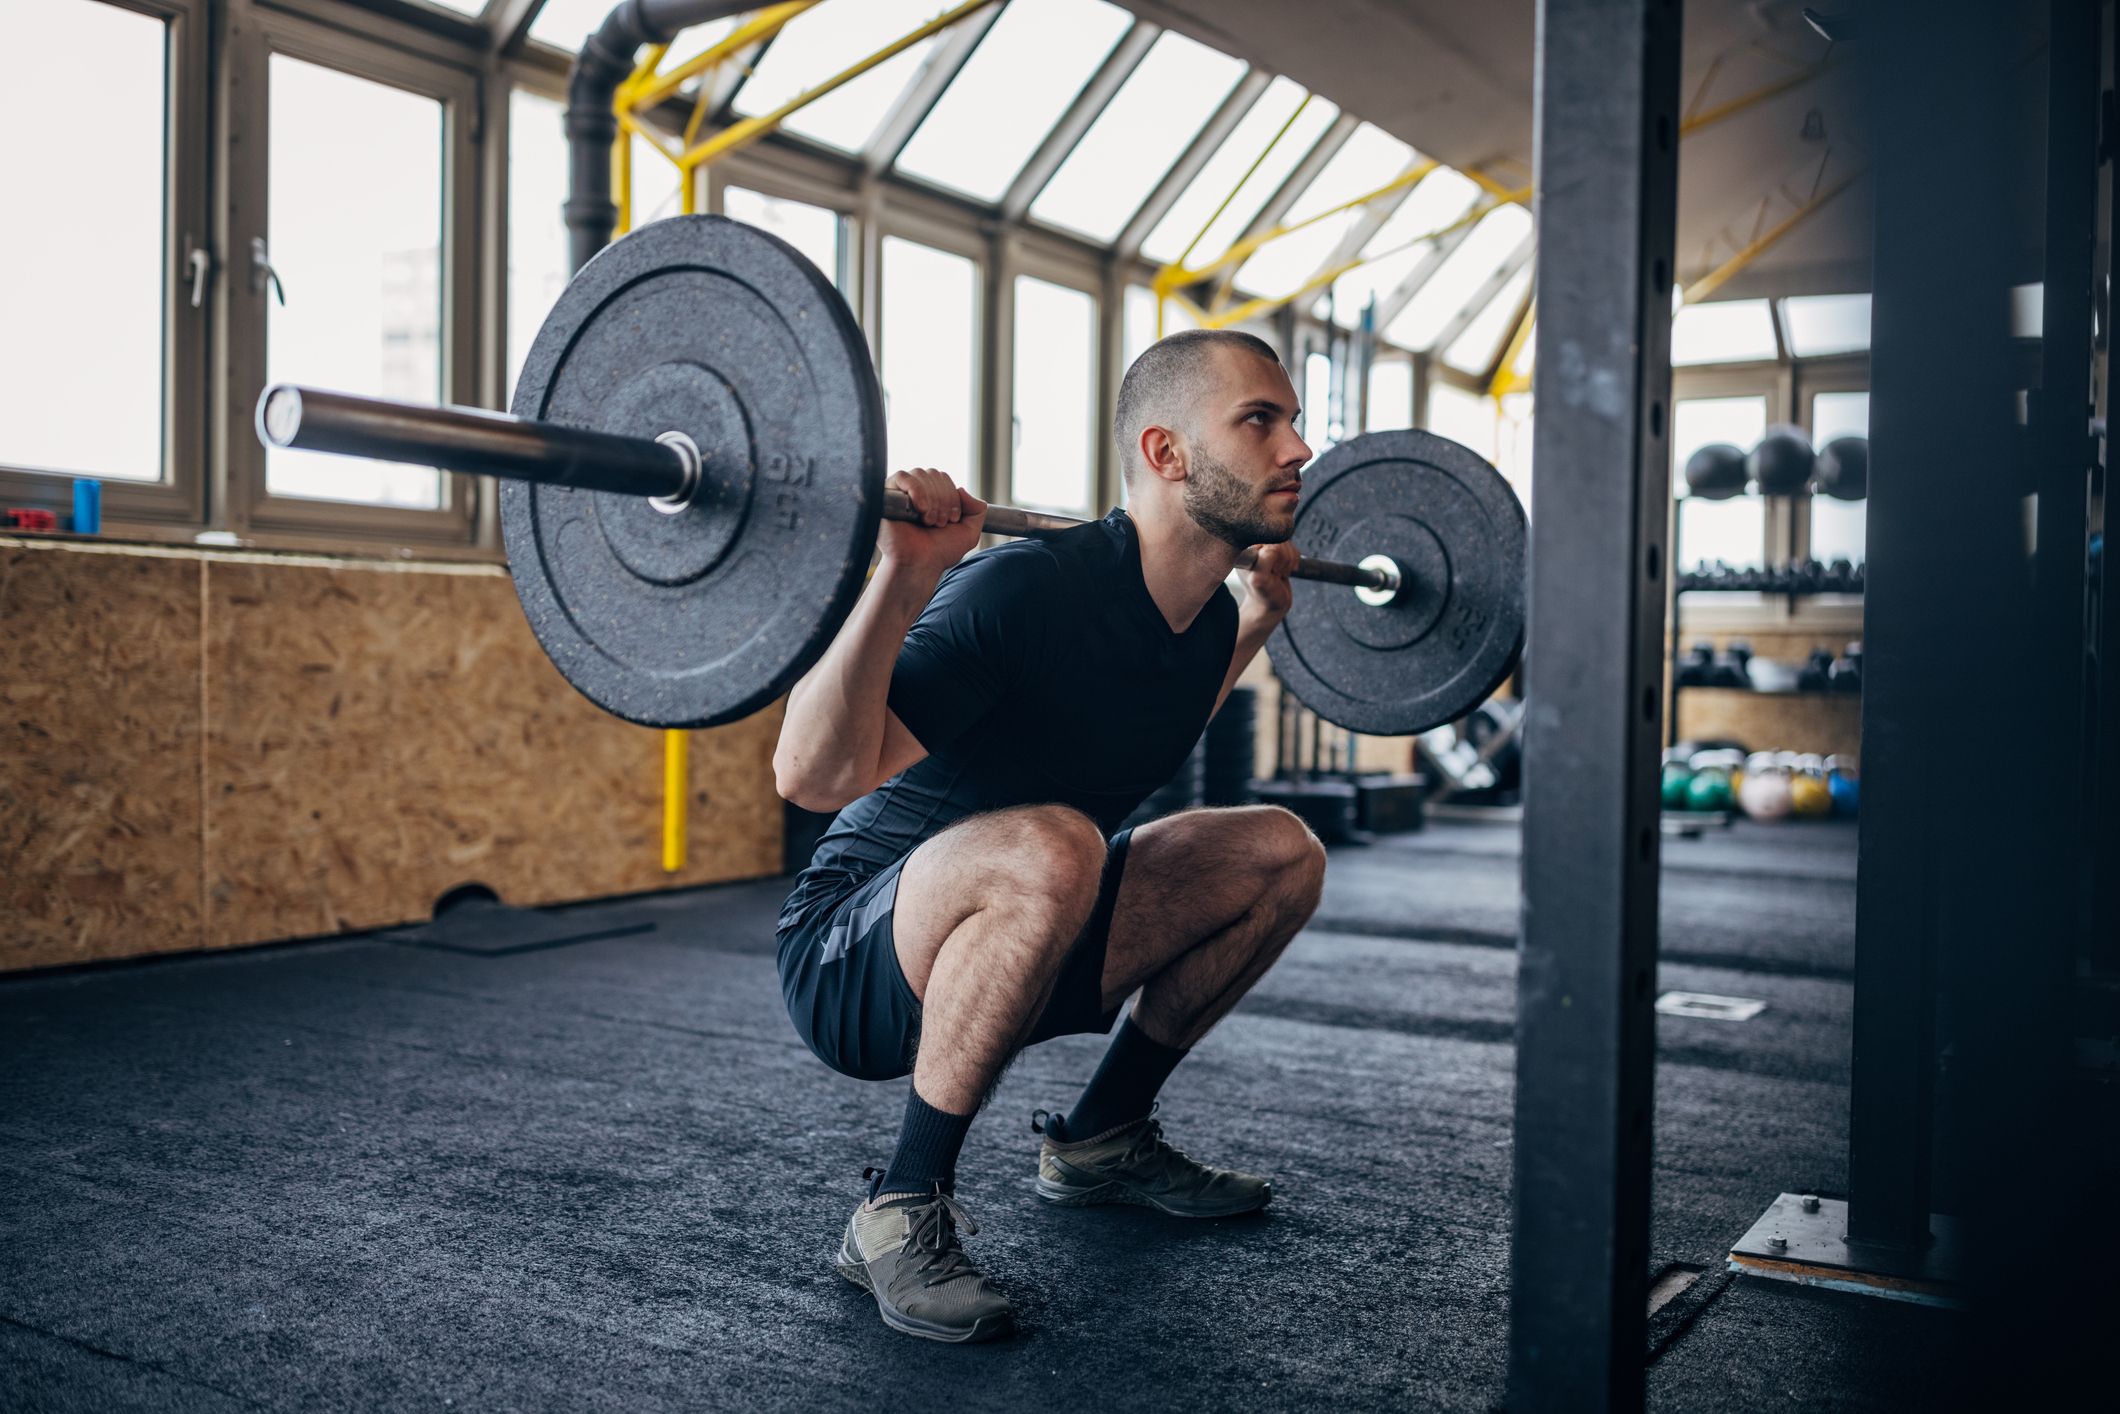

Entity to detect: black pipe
[564,0,758,275]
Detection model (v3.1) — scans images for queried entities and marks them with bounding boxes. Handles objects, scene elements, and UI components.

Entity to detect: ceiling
[1119,0,1874,299]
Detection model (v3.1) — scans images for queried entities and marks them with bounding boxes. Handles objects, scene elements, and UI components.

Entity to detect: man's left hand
[1241,542,1299,627]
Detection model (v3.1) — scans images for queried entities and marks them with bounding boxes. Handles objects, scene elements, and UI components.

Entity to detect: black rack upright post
[1508,0,1681,1407]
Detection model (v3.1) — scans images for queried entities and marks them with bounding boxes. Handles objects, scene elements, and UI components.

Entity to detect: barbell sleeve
[254,384,1402,596]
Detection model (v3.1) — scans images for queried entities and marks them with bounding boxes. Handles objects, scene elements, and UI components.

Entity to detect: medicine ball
[1749,424,1816,496]
[1684,443,1749,500]
[1739,771,1794,821]
[1814,435,1868,500]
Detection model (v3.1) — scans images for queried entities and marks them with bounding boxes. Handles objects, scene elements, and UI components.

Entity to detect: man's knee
[974,804,1107,924]
[1249,805,1327,908]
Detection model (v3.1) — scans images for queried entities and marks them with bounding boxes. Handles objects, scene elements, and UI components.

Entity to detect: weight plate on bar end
[1267,429,1526,736]
[502,216,886,729]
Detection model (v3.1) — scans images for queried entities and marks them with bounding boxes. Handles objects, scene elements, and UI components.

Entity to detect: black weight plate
[502,216,885,729]
[1266,429,1526,736]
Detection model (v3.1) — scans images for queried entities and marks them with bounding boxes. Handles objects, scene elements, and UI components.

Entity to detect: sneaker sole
[833,1250,1015,1344]
[1033,1173,1272,1218]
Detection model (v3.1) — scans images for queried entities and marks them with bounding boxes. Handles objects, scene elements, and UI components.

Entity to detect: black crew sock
[1062,1015,1190,1140]
[875,1087,975,1200]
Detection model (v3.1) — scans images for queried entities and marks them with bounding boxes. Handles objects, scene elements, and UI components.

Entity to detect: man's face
[1180,347,1313,549]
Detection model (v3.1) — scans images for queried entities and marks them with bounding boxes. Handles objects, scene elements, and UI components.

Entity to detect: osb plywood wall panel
[0,544,205,969]
[202,559,782,950]
[1,539,783,974]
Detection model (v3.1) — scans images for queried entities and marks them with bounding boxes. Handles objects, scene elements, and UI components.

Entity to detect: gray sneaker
[833,1185,1014,1343]
[1031,1105,1274,1217]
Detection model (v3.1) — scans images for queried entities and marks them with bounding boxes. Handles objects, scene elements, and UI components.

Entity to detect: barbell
[253,215,1526,737]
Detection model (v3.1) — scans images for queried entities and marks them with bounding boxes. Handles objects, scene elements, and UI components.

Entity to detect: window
[1442,266,1534,375]
[1782,293,1870,357]
[1121,285,1197,370]
[264,55,445,509]
[1234,124,1416,302]
[508,89,569,404]
[732,0,947,154]
[1366,360,1413,432]
[625,132,685,229]
[1384,204,1533,351]
[1808,390,1868,565]
[1425,383,1497,463]
[1497,391,1534,505]
[529,0,629,50]
[1030,31,1245,244]
[1011,276,1098,513]
[881,237,980,481]
[1139,78,1337,268]
[897,0,1133,204]
[723,188,845,289]
[1304,351,1337,453]
[1672,396,1768,569]
[1331,169,1481,328]
[0,0,168,483]
[1671,299,1777,366]
[2011,283,2043,337]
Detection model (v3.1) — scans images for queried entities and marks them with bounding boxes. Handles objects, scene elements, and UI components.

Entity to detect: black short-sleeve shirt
[784,509,1238,914]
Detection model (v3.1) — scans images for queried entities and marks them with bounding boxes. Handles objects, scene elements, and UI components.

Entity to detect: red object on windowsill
[5,508,59,532]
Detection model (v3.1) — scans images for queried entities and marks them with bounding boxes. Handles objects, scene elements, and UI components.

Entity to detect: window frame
[220,5,483,545]
[0,0,213,530]
[1000,245,1104,516]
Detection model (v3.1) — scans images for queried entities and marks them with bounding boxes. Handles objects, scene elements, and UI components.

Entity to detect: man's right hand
[881,468,986,579]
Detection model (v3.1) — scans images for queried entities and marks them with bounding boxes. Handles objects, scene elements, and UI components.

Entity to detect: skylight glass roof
[895,0,1133,203]
[1383,203,1532,350]
[1781,292,1870,357]
[1233,123,1416,301]
[1671,298,1778,365]
[1328,168,1479,327]
[1029,30,1245,244]
[1139,77,1337,268]
[528,0,624,50]
[732,0,952,154]
[422,0,487,15]
[1442,264,1533,374]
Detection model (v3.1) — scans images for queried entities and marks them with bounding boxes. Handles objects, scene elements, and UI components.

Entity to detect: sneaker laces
[899,1191,983,1289]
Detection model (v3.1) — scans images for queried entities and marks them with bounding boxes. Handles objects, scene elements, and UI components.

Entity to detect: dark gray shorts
[776,828,1136,1082]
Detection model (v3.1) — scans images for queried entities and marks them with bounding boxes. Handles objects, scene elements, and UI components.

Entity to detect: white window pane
[1497,391,1534,508]
[661,16,741,77]
[2012,282,2043,337]
[1383,204,1533,351]
[1513,320,1537,377]
[1809,390,1868,563]
[422,0,487,13]
[1030,31,1245,243]
[897,0,1133,203]
[882,237,979,478]
[1233,124,1415,301]
[1442,265,1533,374]
[1332,168,1481,329]
[266,56,444,509]
[627,131,685,227]
[0,0,165,482]
[1671,298,1777,365]
[1140,78,1337,268]
[1121,286,1198,369]
[1673,396,1769,569]
[1425,383,1496,463]
[733,0,945,152]
[723,187,843,288]
[1366,360,1413,431]
[1011,276,1097,513]
[1304,351,1337,453]
[530,0,623,49]
[1782,293,1869,357]
[508,89,569,405]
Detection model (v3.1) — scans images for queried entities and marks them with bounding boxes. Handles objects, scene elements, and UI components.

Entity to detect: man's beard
[1183,444,1294,549]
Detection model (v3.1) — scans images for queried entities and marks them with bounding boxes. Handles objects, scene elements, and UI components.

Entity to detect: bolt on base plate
[1728,1193,1963,1308]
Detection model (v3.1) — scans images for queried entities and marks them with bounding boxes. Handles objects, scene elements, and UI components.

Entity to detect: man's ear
[1139,424,1185,483]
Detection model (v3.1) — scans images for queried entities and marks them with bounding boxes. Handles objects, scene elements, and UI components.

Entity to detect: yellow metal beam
[623,3,815,113]
[1679,59,1833,137]
[1680,167,1862,306]
[1168,94,1316,274]
[672,0,1001,173]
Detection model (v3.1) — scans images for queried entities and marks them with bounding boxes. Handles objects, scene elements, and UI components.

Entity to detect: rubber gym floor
[3,817,1977,1412]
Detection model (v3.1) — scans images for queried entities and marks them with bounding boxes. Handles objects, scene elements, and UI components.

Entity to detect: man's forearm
[776,559,939,801]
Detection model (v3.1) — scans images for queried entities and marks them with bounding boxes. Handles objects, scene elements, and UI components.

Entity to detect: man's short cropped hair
[1112,328,1284,482]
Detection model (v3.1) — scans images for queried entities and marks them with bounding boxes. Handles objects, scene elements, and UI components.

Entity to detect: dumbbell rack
[1664,501,1866,740]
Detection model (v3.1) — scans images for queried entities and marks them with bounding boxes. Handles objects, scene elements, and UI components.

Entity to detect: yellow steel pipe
[1171,93,1315,272]
[663,730,688,873]
[625,2,815,114]
[1680,168,1862,306]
